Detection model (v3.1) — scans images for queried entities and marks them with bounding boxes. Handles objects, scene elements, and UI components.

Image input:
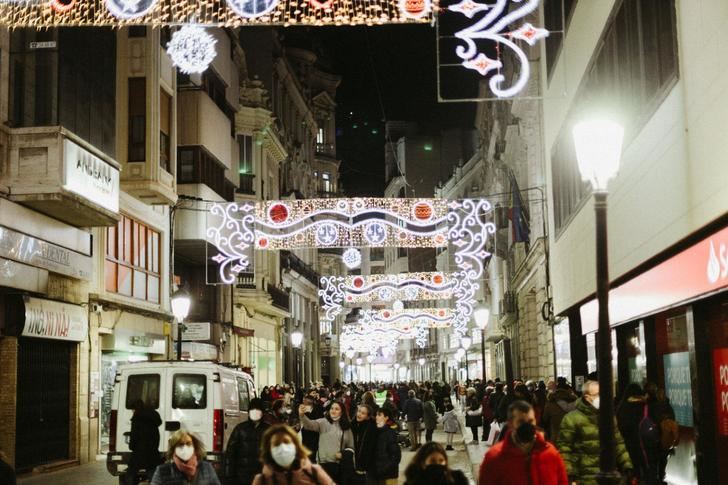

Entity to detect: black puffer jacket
[129,408,163,467]
[223,420,270,484]
[372,422,401,480]
[351,419,377,472]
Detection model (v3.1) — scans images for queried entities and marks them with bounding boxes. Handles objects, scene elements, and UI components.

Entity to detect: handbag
[485,420,501,446]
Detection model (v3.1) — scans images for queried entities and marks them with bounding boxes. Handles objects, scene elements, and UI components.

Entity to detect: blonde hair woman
[253,424,333,485]
[151,430,220,485]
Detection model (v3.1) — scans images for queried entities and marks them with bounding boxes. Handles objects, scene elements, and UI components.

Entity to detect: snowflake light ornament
[342,248,362,269]
[167,25,217,75]
[105,0,157,19]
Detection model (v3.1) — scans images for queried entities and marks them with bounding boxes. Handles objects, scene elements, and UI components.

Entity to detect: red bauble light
[353,277,364,288]
[413,201,433,221]
[269,204,289,224]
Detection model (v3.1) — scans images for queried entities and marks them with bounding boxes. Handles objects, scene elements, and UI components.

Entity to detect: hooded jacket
[372,420,401,480]
[557,398,632,484]
[440,409,461,434]
[129,408,163,468]
[478,431,568,485]
[252,458,334,485]
[541,388,577,442]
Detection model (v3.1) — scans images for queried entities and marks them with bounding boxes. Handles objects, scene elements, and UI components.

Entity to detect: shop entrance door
[15,337,71,472]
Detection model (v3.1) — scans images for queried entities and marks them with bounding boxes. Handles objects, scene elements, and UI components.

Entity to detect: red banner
[714,348,728,437]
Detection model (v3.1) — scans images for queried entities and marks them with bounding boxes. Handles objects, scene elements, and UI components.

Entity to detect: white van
[106,361,256,483]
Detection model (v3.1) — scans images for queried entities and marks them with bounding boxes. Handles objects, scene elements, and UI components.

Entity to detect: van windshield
[126,374,160,409]
[173,374,207,409]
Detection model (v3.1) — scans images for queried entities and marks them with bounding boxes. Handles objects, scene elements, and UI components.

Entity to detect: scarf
[173,453,198,480]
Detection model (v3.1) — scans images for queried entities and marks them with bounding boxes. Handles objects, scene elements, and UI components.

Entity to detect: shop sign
[663,351,693,427]
[713,348,728,436]
[182,322,211,341]
[581,225,728,335]
[232,327,254,337]
[63,138,120,214]
[0,225,92,280]
[21,296,88,342]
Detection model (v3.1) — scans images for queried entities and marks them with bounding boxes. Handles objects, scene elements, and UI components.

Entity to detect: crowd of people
[73,375,678,485]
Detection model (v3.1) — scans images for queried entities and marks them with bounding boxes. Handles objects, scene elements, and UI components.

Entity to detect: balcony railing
[236,272,255,289]
[178,145,234,202]
[281,251,320,287]
[315,143,335,157]
[237,173,255,195]
[267,284,290,311]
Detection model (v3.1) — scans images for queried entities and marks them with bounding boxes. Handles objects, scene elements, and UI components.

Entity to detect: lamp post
[171,288,191,361]
[346,349,355,382]
[367,354,375,382]
[461,336,472,382]
[394,363,400,382]
[356,357,363,381]
[455,347,465,382]
[338,359,346,382]
[291,329,304,388]
[474,306,490,381]
[573,115,624,485]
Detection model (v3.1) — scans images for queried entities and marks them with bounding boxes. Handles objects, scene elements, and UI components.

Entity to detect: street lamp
[394,362,400,382]
[291,329,304,388]
[474,306,490,381]
[367,354,375,382]
[461,336,472,381]
[573,115,624,485]
[338,360,346,382]
[171,288,191,361]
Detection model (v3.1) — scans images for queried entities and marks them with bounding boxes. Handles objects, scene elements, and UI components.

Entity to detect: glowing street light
[474,306,490,380]
[171,288,191,361]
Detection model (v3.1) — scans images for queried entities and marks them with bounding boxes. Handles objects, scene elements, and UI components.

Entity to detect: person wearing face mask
[477,401,567,485]
[151,430,220,485]
[223,398,270,485]
[557,380,633,485]
[299,400,354,483]
[252,424,334,485]
[370,408,401,485]
[403,442,467,485]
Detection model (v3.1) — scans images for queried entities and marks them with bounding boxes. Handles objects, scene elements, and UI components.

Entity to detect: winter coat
[405,466,469,485]
[351,419,377,472]
[489,391,504,420]
[252,459,334,485]
[616,397,647,475]
[371,421,401,480]
[223,419,270,484]
[129,408,163,469]
[397,388,409,410]
[299,414,354,464]
[465,397,482,428]
[423,400,439,429]
[150,460,221,485]
[480,393,495,425]
[301,405,324,457]
[557,398,633,484]
[495,393,515,423]
[402,398,424,422]
[477,431,568,485]
[440,409,461,434]
[541,388,577,443]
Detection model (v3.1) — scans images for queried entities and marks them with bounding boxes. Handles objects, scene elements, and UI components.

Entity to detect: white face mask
[591,397,600,410]
[175,444,195,462]
[249,409,263,421]
[271,442,297,468]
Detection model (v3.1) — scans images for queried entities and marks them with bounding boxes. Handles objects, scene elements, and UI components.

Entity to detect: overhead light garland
[342,248,362,270]
[105,0,157,19]
[358,308,453,328]
[167,24,217,74]
[448,0,549,98]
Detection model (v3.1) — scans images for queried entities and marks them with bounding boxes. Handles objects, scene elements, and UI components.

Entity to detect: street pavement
[17,424,479,485]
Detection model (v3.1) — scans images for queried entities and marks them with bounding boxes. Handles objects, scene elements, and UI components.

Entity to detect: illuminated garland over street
[319,271,454,324]
[0,0,432,27]
[358,308,453,328]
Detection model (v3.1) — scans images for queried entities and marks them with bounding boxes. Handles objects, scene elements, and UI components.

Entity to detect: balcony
[178,146,235,201]
[0,126,120,227]
[499,291,518,327]
[281,251,320,287]
[315,143,336,158]
[237,173,256,196]
[267,284,290,312]
[236,272,256,289]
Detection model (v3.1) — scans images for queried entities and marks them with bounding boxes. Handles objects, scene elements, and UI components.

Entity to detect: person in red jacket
[478,400,568,485]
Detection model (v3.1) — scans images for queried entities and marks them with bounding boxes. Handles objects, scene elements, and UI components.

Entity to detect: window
[125,374,160,409]
[159,26,171,47]
[237,378,250,411]
[128,77,146,162]
[316,128,324,144]
[160,89,171,173]
[551,0,678,233]
[105,214,161,303]
[173,374,207,409]
[238,135,253,175]
[177,146,233,201]
[322,172,331,193]
[545,0,578,79]
[128,26,146,38]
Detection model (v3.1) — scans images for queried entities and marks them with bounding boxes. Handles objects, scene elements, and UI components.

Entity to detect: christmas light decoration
[358,308,453,328]
[451,0,549,98]
[0,0,431,27]
[342,248,362,269]
[167,25,217,74]
[105,0,157,19]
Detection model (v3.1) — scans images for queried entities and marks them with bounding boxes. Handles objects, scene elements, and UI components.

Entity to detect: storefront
[570,222,728,484]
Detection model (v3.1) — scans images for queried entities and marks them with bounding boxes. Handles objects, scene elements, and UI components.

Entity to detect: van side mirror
[165,421,181,431]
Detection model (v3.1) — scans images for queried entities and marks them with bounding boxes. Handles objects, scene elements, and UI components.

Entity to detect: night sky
[291,24,478,196]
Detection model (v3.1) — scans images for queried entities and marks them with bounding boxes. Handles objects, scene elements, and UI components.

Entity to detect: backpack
[639,405,660,462]
[660,418,680,450]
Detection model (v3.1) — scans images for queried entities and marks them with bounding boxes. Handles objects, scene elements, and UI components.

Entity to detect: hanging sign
[182,322,212,341]
[713,348,728,436]
[21,296,88,342]
[63,139,120,214]
[663,352,693,427]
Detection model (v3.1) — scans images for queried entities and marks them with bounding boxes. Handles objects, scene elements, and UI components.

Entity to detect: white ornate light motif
[359,308,453,328]
[227,0,279,19]
[452,0,549,98]
[167,25,217,74]
[342,248,362,269]
[105,0,157,18]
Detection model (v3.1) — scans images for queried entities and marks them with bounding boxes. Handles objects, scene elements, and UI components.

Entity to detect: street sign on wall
[182,322,211,341]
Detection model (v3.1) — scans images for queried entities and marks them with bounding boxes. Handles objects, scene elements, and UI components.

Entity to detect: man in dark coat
[370,408,401,483]
[223,398,270,485]
[126,400,162,485]
[402,390,424,451]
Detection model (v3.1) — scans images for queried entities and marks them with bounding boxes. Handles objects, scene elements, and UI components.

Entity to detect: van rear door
[117,371,164,453]
[166,371,213,451]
